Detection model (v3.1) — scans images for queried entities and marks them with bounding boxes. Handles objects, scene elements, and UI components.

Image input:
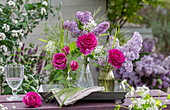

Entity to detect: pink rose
[76,33,98,55]
[53,53,67,70]
[23,92,41,108]
[62,46,70,55]
[70,60,79,71]
[108,49,125,69]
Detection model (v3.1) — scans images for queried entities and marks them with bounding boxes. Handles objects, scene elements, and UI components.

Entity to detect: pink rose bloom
[23,92,41,108]
[108,49,125,69]
[62,46,70,55]
[76,33,98,55]
[70,60,79,71]
[53,53,67,70]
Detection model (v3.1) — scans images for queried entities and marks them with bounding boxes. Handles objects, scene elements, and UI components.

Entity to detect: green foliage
[107,0,161,34]
[0,0,61,94]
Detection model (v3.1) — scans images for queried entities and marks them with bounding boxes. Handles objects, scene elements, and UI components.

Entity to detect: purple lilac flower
[162,56,170,70]
[93,22,110,36]
[140,38,158,53]
[75,11,93,24]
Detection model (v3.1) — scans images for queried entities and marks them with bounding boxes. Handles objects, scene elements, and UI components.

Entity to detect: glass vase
[98,68,115,92]
[77,57,94,88]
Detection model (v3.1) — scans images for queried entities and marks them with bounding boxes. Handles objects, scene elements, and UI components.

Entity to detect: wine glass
[5,64,24,101]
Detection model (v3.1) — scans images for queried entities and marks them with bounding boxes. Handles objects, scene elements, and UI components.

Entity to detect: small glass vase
[77,57,94,88]
[98,68,115,92]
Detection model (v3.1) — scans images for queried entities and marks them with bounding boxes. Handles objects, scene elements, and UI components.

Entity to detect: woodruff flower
[2,24,10,32]
[7,0,15,7]
[0,66,4,74]
[42,1,48,6]
[41,7,47,15]
[0,33,6,40]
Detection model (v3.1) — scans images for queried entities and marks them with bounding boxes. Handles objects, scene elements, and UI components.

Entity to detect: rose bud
[62,46,70,55]
[70,60,79,71]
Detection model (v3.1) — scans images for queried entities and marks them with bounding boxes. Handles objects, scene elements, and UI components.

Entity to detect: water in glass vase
[6,78,23,89]
[98,69,115,92]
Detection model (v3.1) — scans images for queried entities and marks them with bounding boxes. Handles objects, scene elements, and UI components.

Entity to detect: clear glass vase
[77,57,94,88]
[98,68,115,92]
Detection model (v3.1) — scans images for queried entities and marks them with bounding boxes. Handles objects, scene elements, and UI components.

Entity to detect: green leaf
[157,79,163,85]
[163,104,167,108]
[39,39,48,42]
[43,63,53,70]
[69,42,77,52]
[24,3,29,11]
[30,86,38,93]
[167,94,170,100]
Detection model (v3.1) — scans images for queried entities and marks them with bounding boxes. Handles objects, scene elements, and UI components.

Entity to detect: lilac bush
[114,38,170,90]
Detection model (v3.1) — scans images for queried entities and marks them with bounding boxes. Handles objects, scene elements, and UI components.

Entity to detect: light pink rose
[70,60,79,71]
[23,92,41,108]
[108,49,125,69]
[62,46,70,55]
[53,53,67,70]
[76,33,98,55]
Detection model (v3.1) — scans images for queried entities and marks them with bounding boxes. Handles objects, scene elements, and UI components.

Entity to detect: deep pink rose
[53,53,67,70]
[76,33,98,55]
[62,46,70,55]
[23,92,41,108]
[70,60,79,71]
[108,49,125,69]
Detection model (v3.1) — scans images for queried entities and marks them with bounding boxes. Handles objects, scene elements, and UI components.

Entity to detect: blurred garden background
[0,0,170,95]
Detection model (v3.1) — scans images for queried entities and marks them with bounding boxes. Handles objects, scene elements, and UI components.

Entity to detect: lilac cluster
[140,38,158,53]
[118,32,143,72]
[75,11,93,25]
[93,22,110,36]
[63,11,110,38]
[114,55,170,90]
[162,56,170,70]
[63,20,82,38]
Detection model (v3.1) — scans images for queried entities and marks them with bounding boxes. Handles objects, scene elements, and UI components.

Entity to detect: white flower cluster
[94,46,103,54]
[12,19,18,24]
[11,29,24,37]
[0,104,16,110]
[0,33,6,40]
[7,0,15,7]
[83,20,97,31]
[0,104,8,110]
[2,24,10,32]
[42,1,48,6]
[45,41,56,53]
[0,58,3,63]
[41,8,47,15]
[0,66,4,74]
[0,45,7,53]
[0,8,3,13]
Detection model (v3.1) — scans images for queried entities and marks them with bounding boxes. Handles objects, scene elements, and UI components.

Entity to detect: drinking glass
[5,64,24,101]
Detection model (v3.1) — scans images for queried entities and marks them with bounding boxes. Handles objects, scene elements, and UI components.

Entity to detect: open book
[50,86,105,106]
